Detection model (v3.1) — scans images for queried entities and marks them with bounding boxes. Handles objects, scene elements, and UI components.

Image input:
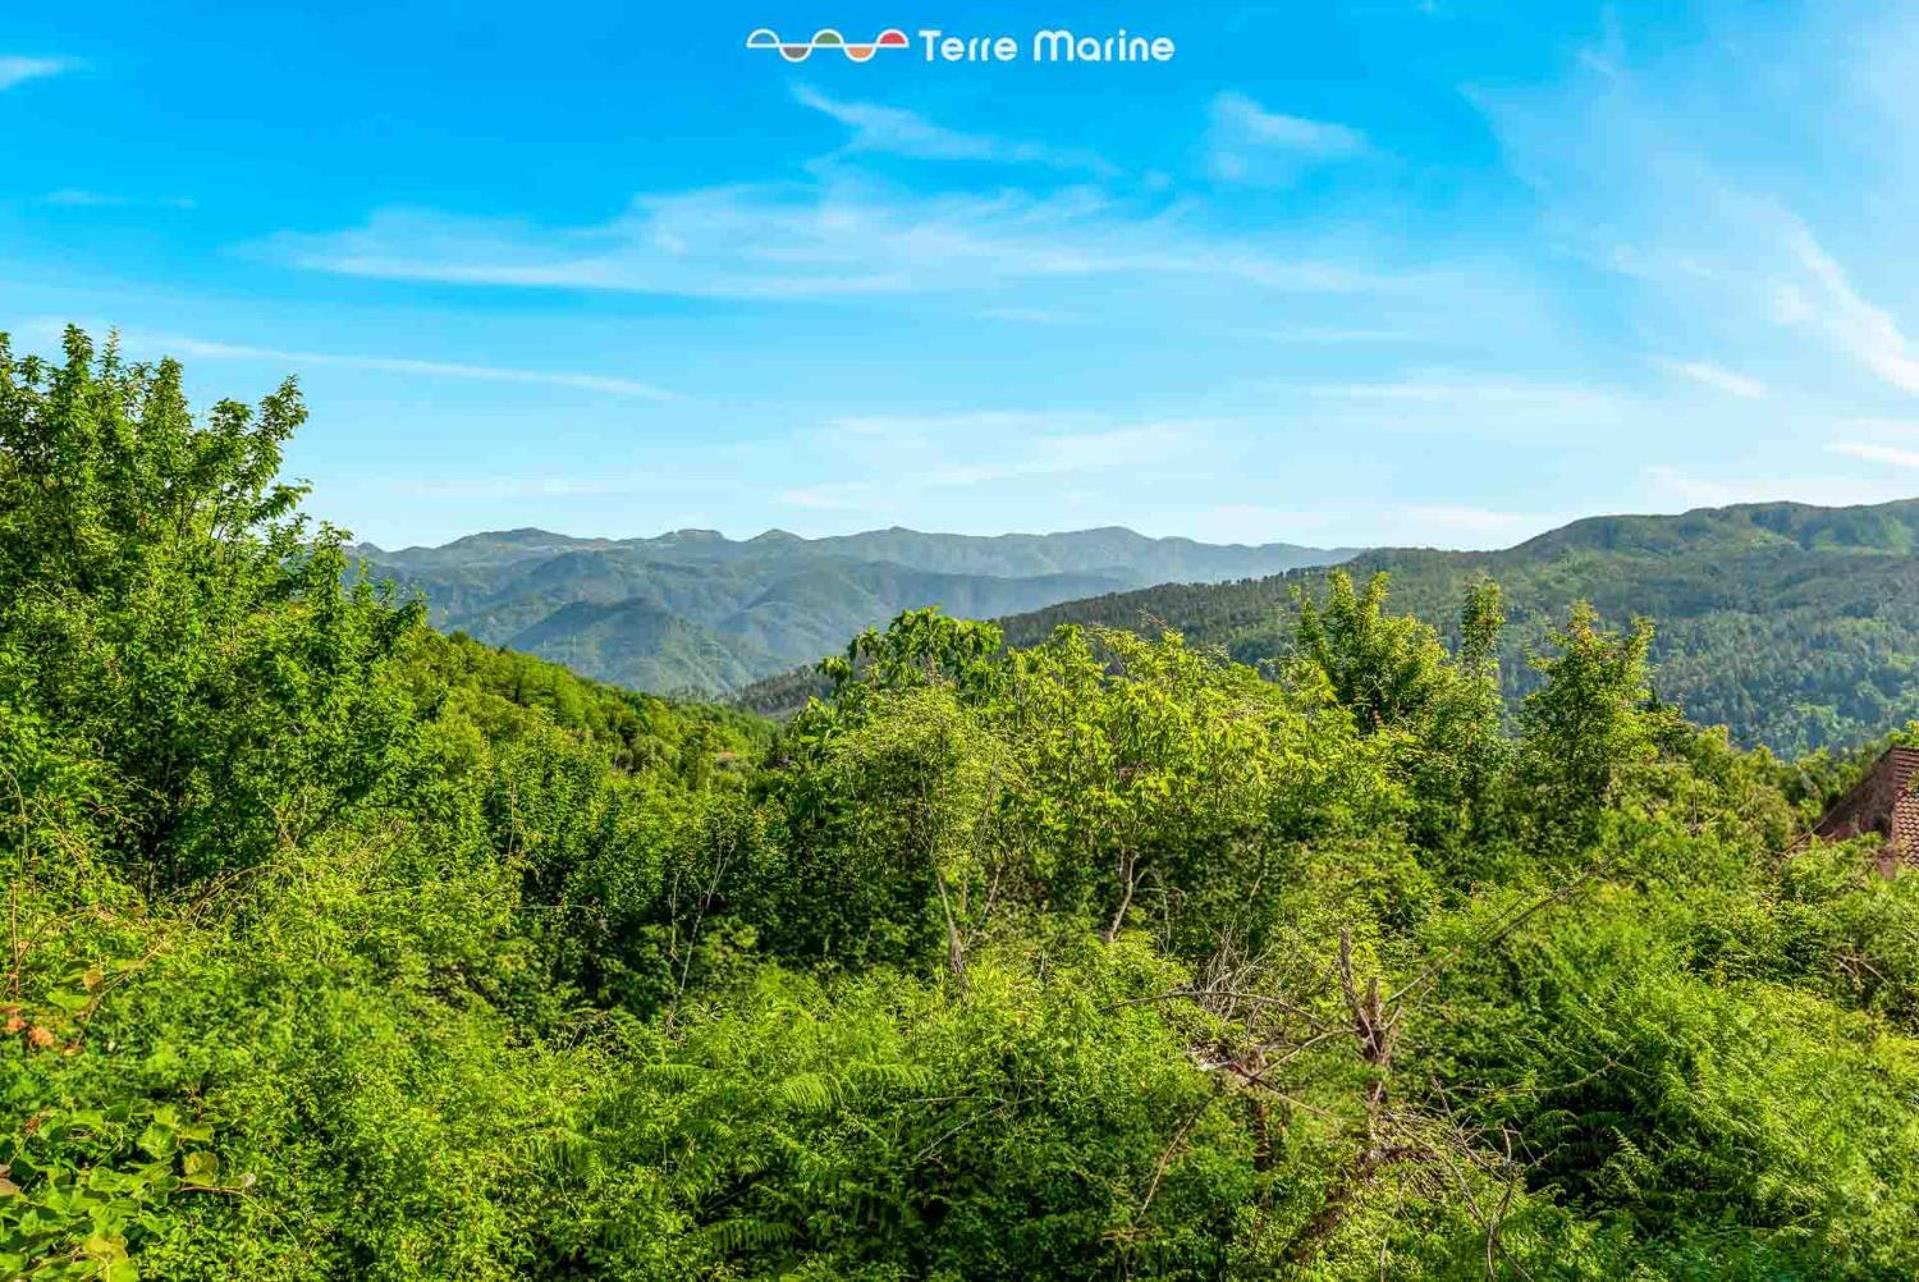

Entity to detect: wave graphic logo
[745,27,910,62]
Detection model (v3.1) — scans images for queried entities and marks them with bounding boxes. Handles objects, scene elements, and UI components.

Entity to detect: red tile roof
[1814,746,1919,870]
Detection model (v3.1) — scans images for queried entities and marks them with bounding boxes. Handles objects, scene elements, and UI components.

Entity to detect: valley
[354,524,1353,692]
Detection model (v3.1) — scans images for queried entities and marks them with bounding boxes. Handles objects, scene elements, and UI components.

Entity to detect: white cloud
[1472,6,1919,436]
[1207,91,1369,183]
[0,56,73,91]
[1642,465,1744,507]
[922,424,1189,487]
[389,475,659,499]
[1654,358,1767,399]
[255,183,1404,301]
[794,85,1115,174]
[1644,463,1915,509]
[1306,376,1630,414]
[1840,416,1919,437]
[44,189,195,209]
[1288,374,1663,449]
[1778,229,1919,394]
[135,333,676,400]
[1175,503,1315,544]
[816,411,1200,484]
[1176,501,1559,551]
[826,410,1093,440]
[979,306,1091,325]
[1401,504,1552,536]
[775,412,1217,527]
[1236,325,1419,344]
[1829,441,1919,469]
[780,482,874,510]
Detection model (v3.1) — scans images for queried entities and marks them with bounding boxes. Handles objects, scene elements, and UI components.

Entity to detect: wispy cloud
[819,411,1200,482]
[1179,501,1559,550]
[794,85,1115,174]
[44,189,195,210]
[979,306,1092,326]
[253,183,1405,301]
[1829,441,1919,469]
[778,412,1216,525]
[1840,417,1919,437]
[825,410,1097,440]
[1306,375,1629,414]
[0,56,73,91]
[1775,229,1919,394]
[1644,463,1914,510]
[1401,504,1554,537]
[388,475,661,500]
[1207,90,1369,183]
[1642,465,1744,508]
[779,482,874,510]
[136,333,676,399]
[1288,373,1659,449]
[922,425,1189,487]
[1655,358,1767,399]
[1474,5,1919,436]
[1236,325,1420,344]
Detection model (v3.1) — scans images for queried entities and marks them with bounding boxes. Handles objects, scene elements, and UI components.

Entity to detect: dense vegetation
[8,329,1919,1279]
[992,503,1919,754]
[354,526,1346,695]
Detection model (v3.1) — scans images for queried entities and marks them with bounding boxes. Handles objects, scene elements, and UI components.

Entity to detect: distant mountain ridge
[358,524,1354,580]
[354,525,1355,694]
[979,498,1919,754]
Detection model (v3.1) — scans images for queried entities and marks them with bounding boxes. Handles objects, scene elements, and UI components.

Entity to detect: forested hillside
[994,502,1919,754]
[354,525,1349,694]
[12,329,1919,1279]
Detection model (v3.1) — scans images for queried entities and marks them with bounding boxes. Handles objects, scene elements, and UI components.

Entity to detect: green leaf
[136,1125,172,1159]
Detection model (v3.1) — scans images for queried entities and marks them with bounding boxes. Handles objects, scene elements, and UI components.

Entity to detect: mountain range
[366,499,1919,754]
[353,526,1354,693]
[979,498,1919,754]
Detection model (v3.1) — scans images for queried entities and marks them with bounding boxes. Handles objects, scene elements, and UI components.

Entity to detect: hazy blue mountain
[354,525,1352,694]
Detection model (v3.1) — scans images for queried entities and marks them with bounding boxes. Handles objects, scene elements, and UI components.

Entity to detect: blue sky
[6,1,1919,550]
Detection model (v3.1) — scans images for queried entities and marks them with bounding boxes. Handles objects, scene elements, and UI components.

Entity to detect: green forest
[348,520,1343,696]
[990,504,1919,756]
[9,328,1919,1280]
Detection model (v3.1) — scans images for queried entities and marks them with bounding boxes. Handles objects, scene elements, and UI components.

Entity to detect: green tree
[1517,600,1656,838]
[1293,571,1449,735]
[0,327,421,890]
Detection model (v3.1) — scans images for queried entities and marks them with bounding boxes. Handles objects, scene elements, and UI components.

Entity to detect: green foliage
[997,498,1919,754]
[1295,570,1454,734]
[11,328,1919,1279]
[1516,601,1657,843]
[1290,573,1507,857]
[0,327,421,890]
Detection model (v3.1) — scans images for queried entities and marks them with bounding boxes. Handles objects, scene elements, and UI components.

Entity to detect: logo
[745,27,910,63]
